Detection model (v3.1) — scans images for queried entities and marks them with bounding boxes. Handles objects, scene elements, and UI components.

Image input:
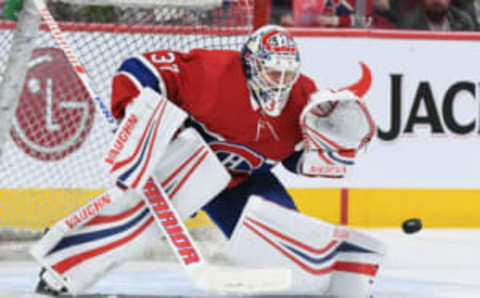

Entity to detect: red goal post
[0,0,257,247]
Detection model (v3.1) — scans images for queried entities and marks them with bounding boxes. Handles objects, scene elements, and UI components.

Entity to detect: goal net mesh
[0,0,253,256]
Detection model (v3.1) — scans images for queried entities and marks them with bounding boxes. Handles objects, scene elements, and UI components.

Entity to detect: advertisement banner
[278,34,480,188]
[1,29,480,189]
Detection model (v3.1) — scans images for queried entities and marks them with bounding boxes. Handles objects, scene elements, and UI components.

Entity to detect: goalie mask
[241,25,301,117]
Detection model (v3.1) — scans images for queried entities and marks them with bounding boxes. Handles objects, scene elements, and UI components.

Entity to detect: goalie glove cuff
[300,148,356,178]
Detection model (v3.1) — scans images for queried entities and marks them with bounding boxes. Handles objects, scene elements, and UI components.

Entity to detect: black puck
[402,218,422,234]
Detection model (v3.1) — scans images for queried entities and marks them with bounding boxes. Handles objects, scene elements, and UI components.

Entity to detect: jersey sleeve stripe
[118,57,161,93]
[137,55,168,96]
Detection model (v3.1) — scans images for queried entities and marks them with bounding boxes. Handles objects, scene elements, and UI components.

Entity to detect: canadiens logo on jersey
[210,142,266,174]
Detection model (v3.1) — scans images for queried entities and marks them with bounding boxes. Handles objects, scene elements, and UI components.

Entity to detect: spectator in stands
[271,0,293,25]
[400,0,476,31]
[371,0,399,28]
[279,0,326,27]
[474,0,480,25]
[211,1,255,27]
[452,0,479,29]
[279,0,397,28]
[279,0,361,28]
[390,0,418,20]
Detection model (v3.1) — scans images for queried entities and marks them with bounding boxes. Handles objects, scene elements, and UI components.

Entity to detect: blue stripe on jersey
[118,58,161,93]
[48,208,150,255]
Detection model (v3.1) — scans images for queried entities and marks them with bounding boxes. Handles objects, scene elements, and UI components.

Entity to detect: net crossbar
[51,0,225,9]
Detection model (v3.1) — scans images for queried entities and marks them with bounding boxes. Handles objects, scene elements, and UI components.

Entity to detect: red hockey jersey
[111,49,317,187]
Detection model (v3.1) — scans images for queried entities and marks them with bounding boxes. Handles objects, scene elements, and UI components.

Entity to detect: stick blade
[193,266,292,293]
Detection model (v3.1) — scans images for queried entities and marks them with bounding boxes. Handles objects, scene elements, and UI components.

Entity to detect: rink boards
[1,27,480,230]
[1,187,479,230]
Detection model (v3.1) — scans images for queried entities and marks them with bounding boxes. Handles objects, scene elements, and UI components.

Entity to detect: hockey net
[0,0,256,259]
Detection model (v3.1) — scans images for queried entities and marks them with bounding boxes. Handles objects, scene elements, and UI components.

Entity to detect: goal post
[0,0,256,249]
[0,0,40,161]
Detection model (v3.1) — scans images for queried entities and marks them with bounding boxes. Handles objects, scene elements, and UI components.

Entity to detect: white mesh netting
[0,0,253,257]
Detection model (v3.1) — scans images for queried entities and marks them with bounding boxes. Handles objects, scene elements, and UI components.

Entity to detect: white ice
[1,229,480,297]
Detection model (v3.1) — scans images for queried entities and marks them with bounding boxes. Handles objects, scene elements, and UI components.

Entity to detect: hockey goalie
[31,25,385,297]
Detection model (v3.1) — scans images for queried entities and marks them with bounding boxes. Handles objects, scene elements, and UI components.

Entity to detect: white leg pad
[34,189,158,295]
[224,196,386,298]
[31,128,230,295]
[152,127,231,220]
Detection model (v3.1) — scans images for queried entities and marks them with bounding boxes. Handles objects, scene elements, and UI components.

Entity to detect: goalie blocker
[226,196,386,298]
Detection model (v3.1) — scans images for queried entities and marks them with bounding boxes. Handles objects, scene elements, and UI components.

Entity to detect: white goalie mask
[241,25,301,117]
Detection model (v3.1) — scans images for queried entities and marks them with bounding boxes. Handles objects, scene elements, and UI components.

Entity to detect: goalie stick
[142,176,290,293]
[30,0,291,293]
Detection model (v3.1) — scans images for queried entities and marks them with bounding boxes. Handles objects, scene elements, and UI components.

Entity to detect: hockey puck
[402,218,422,234]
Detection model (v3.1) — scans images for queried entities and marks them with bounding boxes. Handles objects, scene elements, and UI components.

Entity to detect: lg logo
[10,48,95,161]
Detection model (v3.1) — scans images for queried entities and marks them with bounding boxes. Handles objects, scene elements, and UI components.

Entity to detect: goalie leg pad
[152,127,231,220]
[224,196,386,297]
[33,189,160,295]
[31,128,230,294]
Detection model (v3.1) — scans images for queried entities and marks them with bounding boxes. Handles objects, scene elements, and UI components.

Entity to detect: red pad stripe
[245,221,378,277]
[53,216,154,274]
[132,99,168,188]
[112,98,165,172]
[86,200,145,226]
[169,149,209,199]
[246,216,338,254]
[161,146,205,189]
[334,261,378,277]
[244,221,335,275]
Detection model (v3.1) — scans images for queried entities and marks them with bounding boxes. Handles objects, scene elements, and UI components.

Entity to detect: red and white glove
[299,89,375,178]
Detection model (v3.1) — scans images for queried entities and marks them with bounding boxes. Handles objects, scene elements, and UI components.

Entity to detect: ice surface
[1,229,479,298]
